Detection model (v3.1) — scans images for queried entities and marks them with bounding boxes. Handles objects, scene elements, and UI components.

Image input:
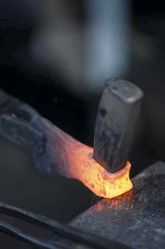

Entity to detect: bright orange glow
[62,138,133,198]
[68,146,132,198]
[51,125,133,198]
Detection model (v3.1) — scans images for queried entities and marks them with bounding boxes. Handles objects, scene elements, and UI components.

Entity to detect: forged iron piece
[0,79,143,177]
[94,79,143,173]
[0,88,132,198]
[71,161,165,249]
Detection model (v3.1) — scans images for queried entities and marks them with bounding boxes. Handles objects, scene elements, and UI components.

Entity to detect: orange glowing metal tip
[67,144,133,198]
[50,125,133,199]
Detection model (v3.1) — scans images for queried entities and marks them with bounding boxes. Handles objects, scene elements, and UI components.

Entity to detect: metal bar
[0,220,64,249]
[0,202,130,249]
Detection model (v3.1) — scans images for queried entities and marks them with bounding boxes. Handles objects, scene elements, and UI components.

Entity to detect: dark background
[0,1,165,247]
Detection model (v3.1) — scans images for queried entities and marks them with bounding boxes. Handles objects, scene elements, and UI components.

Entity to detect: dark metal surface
[71,161,165,249]
[0,89,46,160]
[0,89,72,176]
[94,79,143,173]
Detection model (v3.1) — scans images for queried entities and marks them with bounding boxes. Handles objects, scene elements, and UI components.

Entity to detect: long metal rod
[0,221,64,249]
[0,202,130,249]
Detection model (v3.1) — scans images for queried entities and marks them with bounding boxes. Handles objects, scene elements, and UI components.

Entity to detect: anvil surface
[70,161,165,249]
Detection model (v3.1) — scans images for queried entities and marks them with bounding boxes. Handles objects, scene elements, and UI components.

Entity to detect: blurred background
[0,0,165,247]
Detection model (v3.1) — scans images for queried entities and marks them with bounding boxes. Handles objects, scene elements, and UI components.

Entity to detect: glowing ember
[51,126,133,198]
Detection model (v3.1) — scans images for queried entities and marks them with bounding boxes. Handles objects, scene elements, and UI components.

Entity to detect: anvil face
[71,162,165,249]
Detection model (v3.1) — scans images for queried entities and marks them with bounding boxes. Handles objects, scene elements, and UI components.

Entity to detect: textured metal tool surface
[71,161,165,249]
[94,79,143,173]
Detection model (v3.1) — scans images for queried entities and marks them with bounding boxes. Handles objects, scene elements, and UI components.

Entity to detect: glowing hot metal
[66,143,132,198]
[0,88,133,199]
[35,120,133,199]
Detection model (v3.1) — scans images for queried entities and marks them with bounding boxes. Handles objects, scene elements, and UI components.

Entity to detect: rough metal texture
[94,79,143,173]
[71,162,165,249]
[0,89,77,176]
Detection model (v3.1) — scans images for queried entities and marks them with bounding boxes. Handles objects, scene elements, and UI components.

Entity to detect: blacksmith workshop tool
[0,79,143,198]
[94,79,143,173]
